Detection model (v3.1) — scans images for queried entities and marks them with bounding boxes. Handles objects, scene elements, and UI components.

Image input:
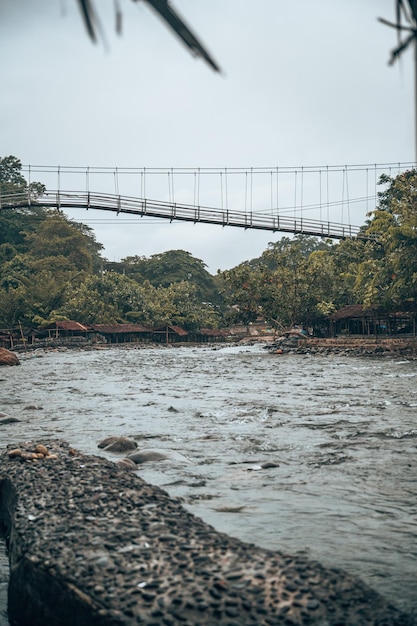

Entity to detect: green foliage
[0,156,30,195]
[0,156,49,253]
[99,249,224,328]
[0,243,17,263]
[219,171,417,330]
[25,215,96,272]
[0,155,45,200]
[0,286,29,328]
[120,249,223,305]
[220,262,264,324]
[1,158,416,333]
[219,236,337,328]
[59,273,138,324]
[0,156,104,328]
[357,169,417,308]
[59,274,221,329]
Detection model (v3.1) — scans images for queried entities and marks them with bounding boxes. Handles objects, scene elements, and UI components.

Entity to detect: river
[0,344,416,620]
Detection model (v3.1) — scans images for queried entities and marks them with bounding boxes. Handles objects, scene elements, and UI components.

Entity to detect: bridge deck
[1,190,367,240]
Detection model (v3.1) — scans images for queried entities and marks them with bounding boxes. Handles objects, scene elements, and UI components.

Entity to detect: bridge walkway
[1,190,369,240]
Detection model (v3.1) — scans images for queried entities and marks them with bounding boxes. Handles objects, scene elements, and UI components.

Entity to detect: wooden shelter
[331,305,416,337]
[0,332,12,349]
[89,324,153,344]
[152,325,189,344]
[38,321,89,339]
[191,328,227,343]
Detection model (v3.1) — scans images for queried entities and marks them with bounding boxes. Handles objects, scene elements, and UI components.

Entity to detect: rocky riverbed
[0,440,415,626]
[267,336,417,358]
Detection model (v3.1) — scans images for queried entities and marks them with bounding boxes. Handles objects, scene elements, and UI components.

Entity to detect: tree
[220,262,264,325]
[0,156,47,252]
[0,155,29,195]
[219,236,329,328]
[318,237,368,309]
[357,169,417,308]
[59,272,221,328]
[60,272,142,323]
[0,155,45,199]
[258,236,331,328]
[0,252,84,326]
[0,156,106,327]
[25,215,99,272]
[0,285,29,329]
[122,249,222,304]
[162,281,220,330]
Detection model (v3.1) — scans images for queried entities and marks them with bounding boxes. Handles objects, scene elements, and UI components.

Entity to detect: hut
[152,325,189,344]
[0,331,12,349]
[331,305,416,336]
[38,321,89,340]
[192,328,227,343]
[88,324,153,344]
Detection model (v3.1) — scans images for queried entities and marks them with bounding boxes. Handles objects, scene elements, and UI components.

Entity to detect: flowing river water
[0,344,416,621]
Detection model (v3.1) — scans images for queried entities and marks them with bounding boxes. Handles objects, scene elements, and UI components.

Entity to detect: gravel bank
[0,440,414,626]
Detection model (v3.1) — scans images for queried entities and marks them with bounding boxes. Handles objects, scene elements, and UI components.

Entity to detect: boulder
[97,436,137,453]
[116,458,138,471]
[127,450,169,464]
[127,448,190,465]
[0,416,21,425]
[0,348,20,366]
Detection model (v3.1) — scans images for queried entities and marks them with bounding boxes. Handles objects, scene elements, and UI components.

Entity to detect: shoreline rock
[0,348,20,367]
[0,440,415,625]
[267,336,417,358]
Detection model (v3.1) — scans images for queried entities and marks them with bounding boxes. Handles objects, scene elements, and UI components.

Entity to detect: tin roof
[153,325,189,336]
[197,328,227,336]
[43,321,88,331]
[332,305,414,320]
[90,324,152,334]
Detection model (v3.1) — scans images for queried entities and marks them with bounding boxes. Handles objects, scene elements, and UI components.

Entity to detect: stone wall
[269,337,417,358]
[0,440,414,626]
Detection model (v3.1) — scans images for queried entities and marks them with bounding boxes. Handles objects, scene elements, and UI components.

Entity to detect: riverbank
[0,440,415,626]
[8,335,417,360]
[265,336,417,358]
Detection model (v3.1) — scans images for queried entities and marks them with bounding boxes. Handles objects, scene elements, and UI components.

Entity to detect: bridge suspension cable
[0,189,377,241]
[2,161,415,238]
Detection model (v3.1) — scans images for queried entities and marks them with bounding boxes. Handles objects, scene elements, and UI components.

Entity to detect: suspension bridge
[1,161,416,239]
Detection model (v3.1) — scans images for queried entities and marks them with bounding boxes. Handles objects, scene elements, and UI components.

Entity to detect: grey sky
[1,1,414,273]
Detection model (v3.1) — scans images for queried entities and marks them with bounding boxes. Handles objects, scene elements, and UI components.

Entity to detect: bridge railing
[1,189,368,240]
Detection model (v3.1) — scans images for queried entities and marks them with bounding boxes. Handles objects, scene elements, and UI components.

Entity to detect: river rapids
[0,344,416,621]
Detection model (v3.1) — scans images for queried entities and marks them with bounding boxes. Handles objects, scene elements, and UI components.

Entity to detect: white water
[0,345,416,617]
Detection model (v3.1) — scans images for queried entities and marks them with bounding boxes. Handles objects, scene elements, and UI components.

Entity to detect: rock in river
[0,416,21,426]
[127,449,170,464]
[127,448,191,465]
[97,436,138,453]
[0,348,20,366]
[116,457,138,471]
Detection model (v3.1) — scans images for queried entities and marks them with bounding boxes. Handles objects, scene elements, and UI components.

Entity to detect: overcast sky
[1,1,415,273]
